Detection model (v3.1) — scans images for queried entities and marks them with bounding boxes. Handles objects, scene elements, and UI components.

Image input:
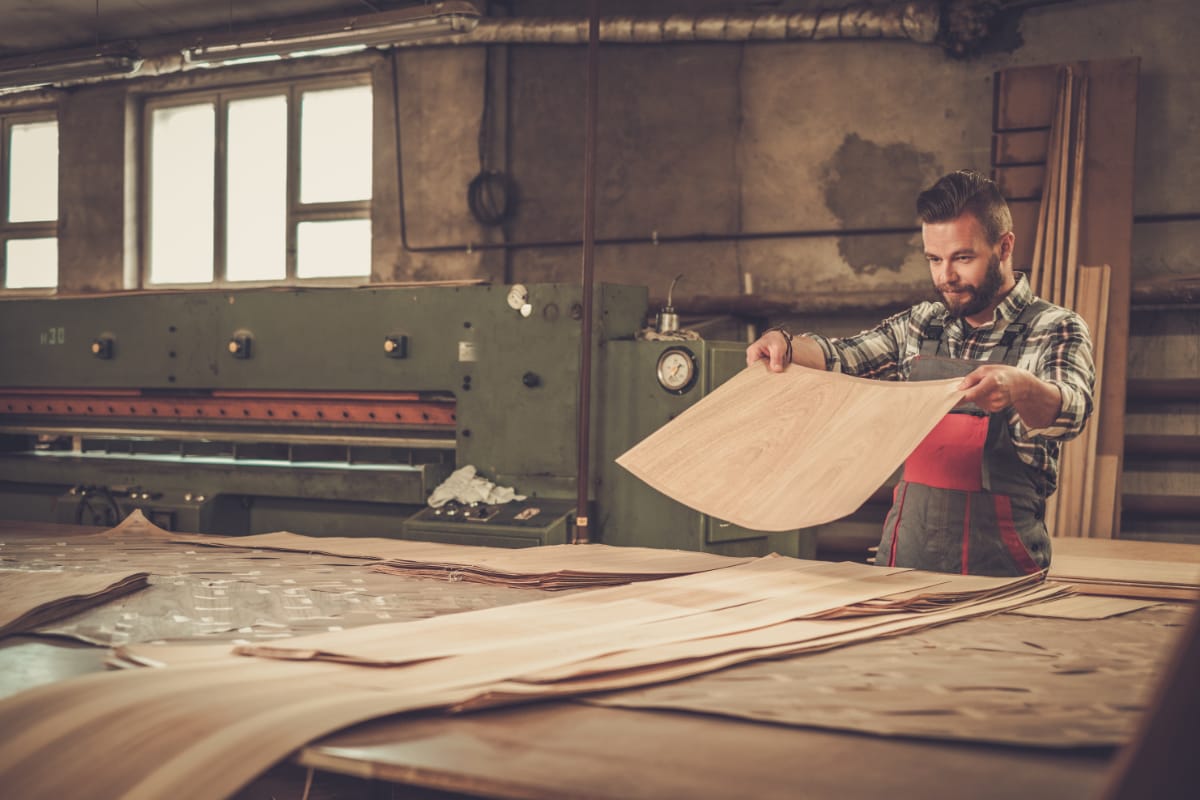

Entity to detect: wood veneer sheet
[584,606,1179,748]
[173,529,533,563]
[96,508,175,539]
[616,362,964,531]
[116,561,1046,672]
[0,570,149,638]
[227,562,1054,669]
[370,542,752,589]
[0,561,1056,800]
[231,559,933,664]
[172,531,750,589]
[0,655,477,800]
[488,584,1069,691]
[449,584,1069,714]
[1006,594,1159,619]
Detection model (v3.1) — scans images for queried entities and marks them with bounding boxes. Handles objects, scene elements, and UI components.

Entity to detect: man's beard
[939,252,1004,319]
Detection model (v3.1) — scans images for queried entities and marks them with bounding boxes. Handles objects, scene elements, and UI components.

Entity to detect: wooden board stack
[1022,67,1122,539]
[1049,538,1200,600]
[1029,69,1089,310]
[0,558,1063,800]
[1052,264,1114,538]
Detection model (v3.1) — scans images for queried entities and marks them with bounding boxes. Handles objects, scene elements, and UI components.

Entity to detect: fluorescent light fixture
[0,45,143,91]
[184,1,481,65]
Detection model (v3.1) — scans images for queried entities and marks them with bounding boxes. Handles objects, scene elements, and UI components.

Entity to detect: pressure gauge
[656,346,698,395]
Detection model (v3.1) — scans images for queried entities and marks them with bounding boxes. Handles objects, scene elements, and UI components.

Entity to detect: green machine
[0,283,814,557]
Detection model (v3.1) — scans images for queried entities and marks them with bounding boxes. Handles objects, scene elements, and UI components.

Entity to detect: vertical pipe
[574,0,600,544]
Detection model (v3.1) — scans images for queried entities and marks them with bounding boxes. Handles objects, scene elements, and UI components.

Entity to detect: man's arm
[957,365,1063,430]
[745,330,828,372]
[745,308,920,378]
[958,311,1095,436]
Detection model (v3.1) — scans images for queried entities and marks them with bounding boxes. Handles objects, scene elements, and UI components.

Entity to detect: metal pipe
[1134,212,1200,224]
[398,221,920,255]
[394,3,941,47]
[0,1,965,97]
[574,0,600,546]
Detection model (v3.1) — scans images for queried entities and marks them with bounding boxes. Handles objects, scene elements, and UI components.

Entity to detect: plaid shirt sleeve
[802,308,918,381]
[1014,310,1095,441]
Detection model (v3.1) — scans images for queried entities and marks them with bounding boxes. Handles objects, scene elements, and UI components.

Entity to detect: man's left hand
[956,365,1026,414]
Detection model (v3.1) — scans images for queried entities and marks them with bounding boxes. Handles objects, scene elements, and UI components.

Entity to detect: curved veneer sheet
[617,362,964,531]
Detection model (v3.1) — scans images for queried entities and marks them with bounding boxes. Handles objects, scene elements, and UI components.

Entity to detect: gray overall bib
[877,299,1052,577]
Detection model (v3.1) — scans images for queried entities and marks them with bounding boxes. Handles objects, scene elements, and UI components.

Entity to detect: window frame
[141,73,373,289]
[0,107,60,294]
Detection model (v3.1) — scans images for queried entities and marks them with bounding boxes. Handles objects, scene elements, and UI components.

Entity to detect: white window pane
[297,219,371,278]
[8,120,58,222]
[150,104,215,284]
[5,238,57,289]
[227,95,287,282]
[300,86,372,203]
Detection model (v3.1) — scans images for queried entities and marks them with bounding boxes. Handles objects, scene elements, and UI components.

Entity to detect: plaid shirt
[804,275,1095,493]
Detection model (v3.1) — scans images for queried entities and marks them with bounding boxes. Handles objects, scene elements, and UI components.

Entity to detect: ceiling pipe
[395,3,941,47]
[0,1,1016,96]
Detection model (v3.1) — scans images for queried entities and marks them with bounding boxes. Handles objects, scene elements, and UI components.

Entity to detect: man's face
[922,213,1014,323]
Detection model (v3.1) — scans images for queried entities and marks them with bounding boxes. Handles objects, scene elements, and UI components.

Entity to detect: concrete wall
[1,0,1196,302]
[473,0,1200,309]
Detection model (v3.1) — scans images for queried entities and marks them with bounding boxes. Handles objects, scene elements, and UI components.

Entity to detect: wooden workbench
[0,520,1190,800]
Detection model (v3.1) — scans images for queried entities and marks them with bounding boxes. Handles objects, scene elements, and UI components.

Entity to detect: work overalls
[877,299,1052,577]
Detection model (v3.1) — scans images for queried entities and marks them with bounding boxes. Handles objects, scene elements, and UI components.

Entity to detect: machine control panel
[430,501,501,522]
[415,498,574,528]
[406,498,576,547]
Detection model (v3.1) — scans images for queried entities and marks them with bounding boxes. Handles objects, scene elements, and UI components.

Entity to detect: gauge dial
[656,347,697,394]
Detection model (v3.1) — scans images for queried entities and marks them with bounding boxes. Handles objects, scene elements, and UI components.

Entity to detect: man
[746,170,1095,577]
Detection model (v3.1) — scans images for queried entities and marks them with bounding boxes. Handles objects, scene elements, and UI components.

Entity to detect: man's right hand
[745,330,792,373]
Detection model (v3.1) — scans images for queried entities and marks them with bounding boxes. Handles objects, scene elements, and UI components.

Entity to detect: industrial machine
[0,283,813,557]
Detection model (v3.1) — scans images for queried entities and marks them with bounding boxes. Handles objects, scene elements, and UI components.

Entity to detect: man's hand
[957,364,1022,413]
[957,364,1062,429]
[745,330,792,372]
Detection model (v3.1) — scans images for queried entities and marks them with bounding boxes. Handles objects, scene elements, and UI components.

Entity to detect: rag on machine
[427,465,527,508]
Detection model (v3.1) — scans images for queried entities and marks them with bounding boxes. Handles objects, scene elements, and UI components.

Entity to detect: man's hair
[916,170,1013,245]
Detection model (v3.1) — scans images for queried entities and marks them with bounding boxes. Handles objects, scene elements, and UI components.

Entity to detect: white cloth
[427,465,526,508]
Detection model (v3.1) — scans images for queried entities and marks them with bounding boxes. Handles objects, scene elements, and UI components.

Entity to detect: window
[1,111,58,290]
[144,78,372,285]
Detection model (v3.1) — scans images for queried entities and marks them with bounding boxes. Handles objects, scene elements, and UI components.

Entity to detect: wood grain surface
[616,362,963,531]
[0,558,1056,800]
[175,524,751,589]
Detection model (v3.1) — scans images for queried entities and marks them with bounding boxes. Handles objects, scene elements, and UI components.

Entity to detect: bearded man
[745,170,1095,576]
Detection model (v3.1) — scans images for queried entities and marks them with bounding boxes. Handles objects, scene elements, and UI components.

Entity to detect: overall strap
[919,312,950,357]
[980,296,1052,493]
[989,298,1050,364]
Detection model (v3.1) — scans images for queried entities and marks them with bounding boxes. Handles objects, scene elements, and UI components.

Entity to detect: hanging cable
[467,3,517,227]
